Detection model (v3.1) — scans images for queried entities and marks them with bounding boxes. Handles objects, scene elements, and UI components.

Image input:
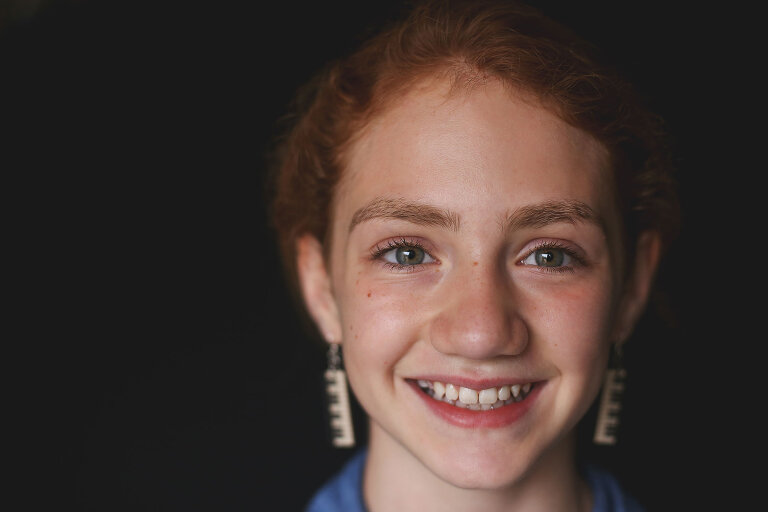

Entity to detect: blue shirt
[306,449,644,512]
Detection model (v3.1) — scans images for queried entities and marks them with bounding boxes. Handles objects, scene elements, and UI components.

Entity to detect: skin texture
[297,77,660,512]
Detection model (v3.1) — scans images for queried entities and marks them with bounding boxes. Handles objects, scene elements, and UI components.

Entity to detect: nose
[429,261,528,360]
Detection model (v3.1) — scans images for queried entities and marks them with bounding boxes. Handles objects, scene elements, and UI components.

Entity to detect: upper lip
[407,375,540,390]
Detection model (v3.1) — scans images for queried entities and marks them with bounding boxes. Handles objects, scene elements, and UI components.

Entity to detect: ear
[296,234,343,344]
[613,230,663,345]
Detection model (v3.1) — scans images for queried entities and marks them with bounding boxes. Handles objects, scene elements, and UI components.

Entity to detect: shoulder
[305,449,368,512]
[583,463,645,512]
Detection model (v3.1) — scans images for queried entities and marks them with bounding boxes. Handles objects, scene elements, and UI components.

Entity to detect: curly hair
[269,0,680,297]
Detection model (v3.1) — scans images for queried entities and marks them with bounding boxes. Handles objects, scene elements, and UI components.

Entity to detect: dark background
[3,0,754,510]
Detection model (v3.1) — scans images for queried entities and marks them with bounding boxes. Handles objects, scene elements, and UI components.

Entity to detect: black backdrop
[3,1,754,510]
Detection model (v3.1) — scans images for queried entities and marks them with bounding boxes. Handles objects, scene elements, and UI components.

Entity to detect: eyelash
[370,238,584,273]
[370,238,435,272]
[518,240,584,274]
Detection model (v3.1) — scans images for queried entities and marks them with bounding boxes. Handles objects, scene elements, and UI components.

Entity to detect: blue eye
[383,246,435,266]
[373,239,437,269]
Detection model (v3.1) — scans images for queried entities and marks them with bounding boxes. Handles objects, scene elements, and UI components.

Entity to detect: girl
[270,1,679,510]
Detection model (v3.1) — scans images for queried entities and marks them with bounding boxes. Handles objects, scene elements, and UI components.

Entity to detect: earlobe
[296,234,343,344]
[614,230,663,345]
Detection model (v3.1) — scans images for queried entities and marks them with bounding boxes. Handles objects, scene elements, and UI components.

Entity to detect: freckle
[473,261,478,266]
[367,291,372,297]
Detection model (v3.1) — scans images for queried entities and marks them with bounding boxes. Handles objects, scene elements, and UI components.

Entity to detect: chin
[420,443,536,490]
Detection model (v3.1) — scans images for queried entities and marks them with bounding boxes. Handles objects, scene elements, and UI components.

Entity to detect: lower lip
[408,380,543,429]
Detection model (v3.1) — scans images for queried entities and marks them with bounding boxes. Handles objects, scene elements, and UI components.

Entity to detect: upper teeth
[416,379,533,409]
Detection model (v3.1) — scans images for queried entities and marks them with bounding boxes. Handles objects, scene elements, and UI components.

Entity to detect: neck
[363,422,591,512]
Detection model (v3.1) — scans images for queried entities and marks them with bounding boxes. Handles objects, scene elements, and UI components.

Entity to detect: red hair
[270,0,679,295]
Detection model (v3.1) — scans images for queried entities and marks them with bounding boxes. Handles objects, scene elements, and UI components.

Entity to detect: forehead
[334,76,617,238]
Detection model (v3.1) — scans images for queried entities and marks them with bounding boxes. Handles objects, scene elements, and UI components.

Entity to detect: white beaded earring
[593,345,626,446]
[324,343,355,448]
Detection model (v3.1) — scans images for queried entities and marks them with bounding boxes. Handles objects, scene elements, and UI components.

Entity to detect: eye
[519,243,580,272]
[523,248,570,267]
[382,245,434,266]
[371,238,437,270]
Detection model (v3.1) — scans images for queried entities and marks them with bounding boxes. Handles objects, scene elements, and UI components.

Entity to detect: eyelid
[369,236,438,270]
[516,239,587,268]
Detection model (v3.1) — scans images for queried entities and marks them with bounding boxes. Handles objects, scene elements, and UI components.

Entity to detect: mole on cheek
[473,261,478,266]
[367,291,372,298]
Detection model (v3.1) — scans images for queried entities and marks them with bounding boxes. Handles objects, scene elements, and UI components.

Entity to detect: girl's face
[299,78,656,489]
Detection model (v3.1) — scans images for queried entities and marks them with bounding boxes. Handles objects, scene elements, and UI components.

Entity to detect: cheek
[531,278,616,370]
[337,277,425,382]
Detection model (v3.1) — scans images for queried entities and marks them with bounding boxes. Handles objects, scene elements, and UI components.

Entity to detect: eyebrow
[504,200,602,232]
[349,197,461,233]
[348,197,602,234]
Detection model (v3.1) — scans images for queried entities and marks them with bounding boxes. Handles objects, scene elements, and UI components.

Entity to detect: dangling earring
[593,344,626,446]
[324,343,355,448]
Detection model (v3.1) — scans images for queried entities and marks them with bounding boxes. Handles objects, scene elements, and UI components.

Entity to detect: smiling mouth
[413,379,536,410]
